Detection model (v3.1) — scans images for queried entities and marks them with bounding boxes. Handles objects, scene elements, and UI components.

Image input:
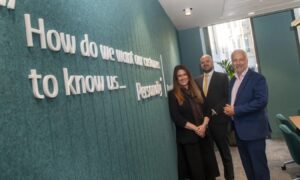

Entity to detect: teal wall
[177,27,203,76]
[252,10,300,138]
[0,0,180,179]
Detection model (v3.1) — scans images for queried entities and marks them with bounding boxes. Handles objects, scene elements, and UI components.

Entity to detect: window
[208,18,258,72]
[294,8,300,45]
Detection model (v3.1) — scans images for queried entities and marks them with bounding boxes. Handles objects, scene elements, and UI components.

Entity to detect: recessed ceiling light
[183,8,192,16]
[248,12,255,16]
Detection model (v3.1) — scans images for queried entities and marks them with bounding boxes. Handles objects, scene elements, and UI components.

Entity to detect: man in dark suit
[224,49,271,180]
[195,54,234,180]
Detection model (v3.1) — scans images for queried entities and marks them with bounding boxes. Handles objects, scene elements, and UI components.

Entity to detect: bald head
[200,54,214,73]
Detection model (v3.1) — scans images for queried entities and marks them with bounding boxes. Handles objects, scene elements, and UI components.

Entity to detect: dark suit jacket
[195,71,230,124]
[168,90,210,144]
[229,69,271,141]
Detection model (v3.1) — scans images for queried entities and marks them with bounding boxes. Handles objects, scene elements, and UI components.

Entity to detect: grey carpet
[215,139,300,180]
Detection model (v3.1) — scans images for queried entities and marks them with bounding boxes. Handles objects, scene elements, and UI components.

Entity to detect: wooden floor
[215,139,300,180]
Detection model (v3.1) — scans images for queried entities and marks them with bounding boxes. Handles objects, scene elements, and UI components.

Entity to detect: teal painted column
[177,27,203,76]
[252,10,300,138]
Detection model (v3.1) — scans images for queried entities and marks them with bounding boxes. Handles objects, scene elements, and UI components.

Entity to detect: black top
[168,89,210,144]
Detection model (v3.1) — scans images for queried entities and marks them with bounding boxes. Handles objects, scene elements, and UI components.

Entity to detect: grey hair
[231,49,248,60]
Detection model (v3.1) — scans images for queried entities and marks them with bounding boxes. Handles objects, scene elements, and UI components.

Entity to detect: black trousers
[209,122,234,180]
[177,135,220,180]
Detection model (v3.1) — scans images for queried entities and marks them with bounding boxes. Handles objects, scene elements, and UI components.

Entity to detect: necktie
[203,74,208,97]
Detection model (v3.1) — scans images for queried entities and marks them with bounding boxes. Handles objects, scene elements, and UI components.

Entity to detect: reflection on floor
[215,139,300,180]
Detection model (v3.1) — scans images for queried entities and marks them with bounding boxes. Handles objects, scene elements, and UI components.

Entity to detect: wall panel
[252,10,300,137]
[0,0,179,179]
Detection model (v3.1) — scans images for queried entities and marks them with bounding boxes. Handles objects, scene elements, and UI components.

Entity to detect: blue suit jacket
[229,69,271,141]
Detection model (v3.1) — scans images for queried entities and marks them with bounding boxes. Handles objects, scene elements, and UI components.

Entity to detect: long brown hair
[172,65,203,105]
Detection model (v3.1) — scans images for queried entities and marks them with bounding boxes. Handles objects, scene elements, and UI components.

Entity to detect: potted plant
[217,59,234,79]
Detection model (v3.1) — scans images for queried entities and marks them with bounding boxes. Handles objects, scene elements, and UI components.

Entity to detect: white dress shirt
[231,68,249,106]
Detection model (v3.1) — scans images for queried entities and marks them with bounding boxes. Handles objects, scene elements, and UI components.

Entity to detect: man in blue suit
[224,49,271,180]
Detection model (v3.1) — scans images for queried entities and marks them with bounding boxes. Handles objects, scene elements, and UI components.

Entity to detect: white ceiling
[159,0,300,30]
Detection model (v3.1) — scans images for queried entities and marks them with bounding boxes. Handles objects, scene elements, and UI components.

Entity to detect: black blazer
[195,71,229,124]
[168,90,210,144]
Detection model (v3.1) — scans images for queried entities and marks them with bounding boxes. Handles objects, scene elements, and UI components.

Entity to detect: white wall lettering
[80,34,90,57]
[80,34,98,58]
[43,75,58,98]
[63,68,106,96]
[47,30,61,51]
[93,76,105,92]
[28,69,45,99]
[22,12,163,101]
[107,76,119,90]
[74,75,87,94]
[99,44,115,61]
[24,14,47,49]
[0,0,16,10]
[63,68,76,95]
[115,49,134,64]
[136,79,162,101]
[143,57,160,69]
[28,69,59,99]
[134,54,144,66]
[85,76,95,92]
[24,14,161,70]
[24,14,76,54]
[89,42,98,58]
[60,33,76,54]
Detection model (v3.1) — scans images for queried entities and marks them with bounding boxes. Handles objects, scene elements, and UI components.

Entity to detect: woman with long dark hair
[168,65,220,180]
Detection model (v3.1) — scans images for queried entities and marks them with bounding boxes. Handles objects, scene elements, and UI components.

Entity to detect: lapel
[207,71,216,95]
[199,75,204,89]
[229,76,236,103]
[197,75,206,98]
[235,70,252,102]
